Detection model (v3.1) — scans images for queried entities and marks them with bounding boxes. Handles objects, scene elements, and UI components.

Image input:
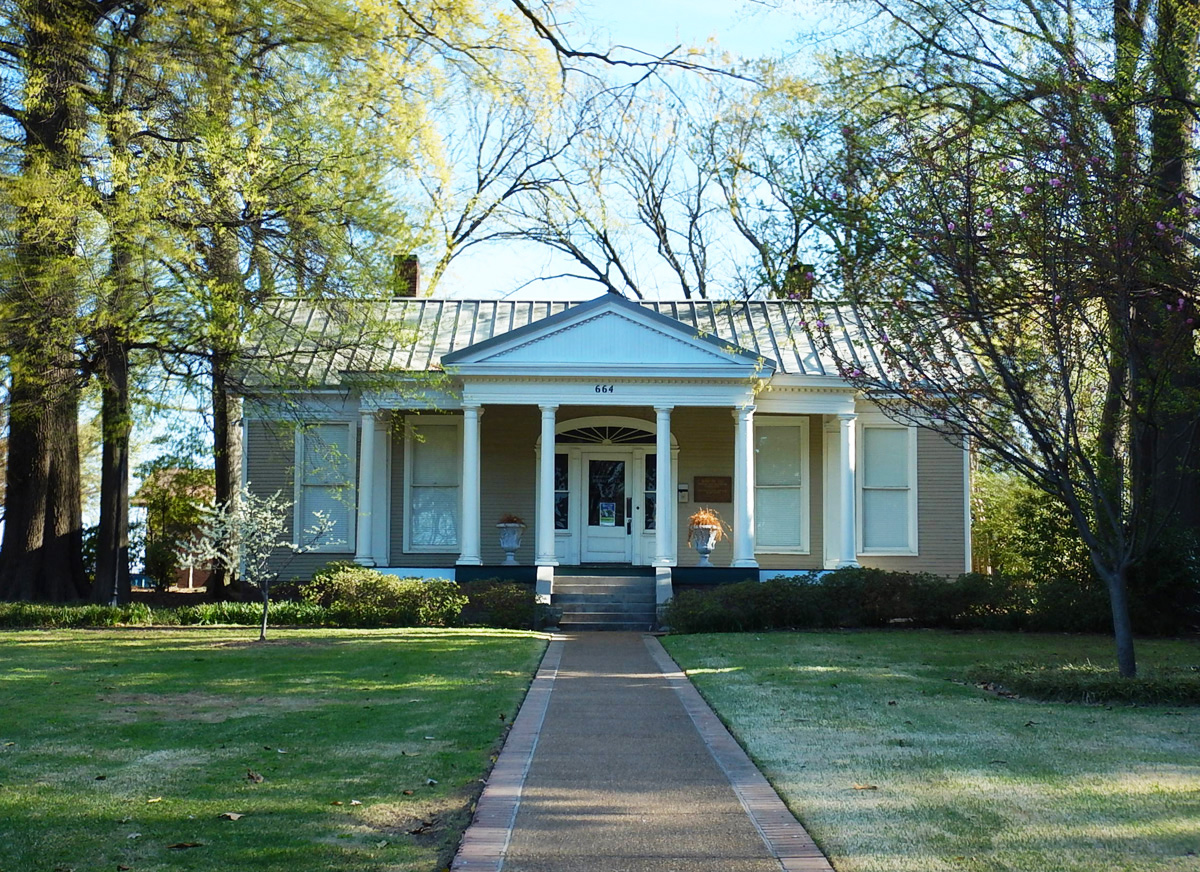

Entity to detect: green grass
[663,631,1200,872]
[0,628,547,872]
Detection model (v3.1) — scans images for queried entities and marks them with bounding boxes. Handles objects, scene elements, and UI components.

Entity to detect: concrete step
[556,602,658,616]
[553,581,655,593]
[552,590,656,603]
[559,621,659,632]
[560,610,656,624]
[559,608,656,620]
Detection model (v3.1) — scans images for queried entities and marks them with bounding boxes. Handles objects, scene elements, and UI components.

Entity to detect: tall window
[644,453,656,531]
[754,418,809,552]
[554,453,569,530]
[860,426,916,552]
[405,417,461,550]
[295,422,355,551]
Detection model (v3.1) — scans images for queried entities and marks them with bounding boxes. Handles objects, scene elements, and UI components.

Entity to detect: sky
[434,0,819,302]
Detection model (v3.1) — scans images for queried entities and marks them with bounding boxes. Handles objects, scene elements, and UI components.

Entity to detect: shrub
[175,601,262,625]
[302,563,467,627]
[460,579,538,629]
[966,661,1200,707]
[662,567,1120,634]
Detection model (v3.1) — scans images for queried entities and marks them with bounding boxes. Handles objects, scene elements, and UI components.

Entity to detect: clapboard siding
[672,408,735,567]
[479,406,538,565]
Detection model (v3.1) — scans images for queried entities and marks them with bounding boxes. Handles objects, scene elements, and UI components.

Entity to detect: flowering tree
[802,0,1198,677]
[179,487,337,641]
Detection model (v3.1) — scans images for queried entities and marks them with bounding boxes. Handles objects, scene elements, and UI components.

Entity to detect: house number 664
[594,384,614,393]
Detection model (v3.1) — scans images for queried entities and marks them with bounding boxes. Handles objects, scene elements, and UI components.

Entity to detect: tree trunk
[1130,0,1200,536]
[0,0,98,602]
[0,371,88,602]
[208,351,243,601]
[1094,559,1138,678]
[93,326,132,605]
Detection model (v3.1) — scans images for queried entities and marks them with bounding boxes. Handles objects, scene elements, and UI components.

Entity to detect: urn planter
[690,524,720,567]
[496,522,526,565]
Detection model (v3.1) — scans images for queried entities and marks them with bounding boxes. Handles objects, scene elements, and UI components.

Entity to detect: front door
[580,452,633,562]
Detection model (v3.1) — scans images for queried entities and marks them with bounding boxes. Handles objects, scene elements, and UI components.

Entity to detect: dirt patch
[206,639,331,649]
[360,792,476,863]
[97,692,323,723]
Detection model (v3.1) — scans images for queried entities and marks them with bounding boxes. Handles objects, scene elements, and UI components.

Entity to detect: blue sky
[435,1,816,301]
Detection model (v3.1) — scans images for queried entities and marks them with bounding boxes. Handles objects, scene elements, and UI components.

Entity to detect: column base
[655,566,674,606]
[835,559,860,569]
[731,559,760,568]
[535,564,555,604]
[456,557,483,566]
[353,556,376,567]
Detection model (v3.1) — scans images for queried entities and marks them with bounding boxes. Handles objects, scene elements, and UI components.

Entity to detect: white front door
[580,451,633,562]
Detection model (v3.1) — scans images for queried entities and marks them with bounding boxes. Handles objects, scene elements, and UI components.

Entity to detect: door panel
[581,454,632,562]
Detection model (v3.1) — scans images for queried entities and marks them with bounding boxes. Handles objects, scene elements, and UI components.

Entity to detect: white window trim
[754,416,811,555]
[856,417,919,556]
[293,421,357,553]
[402,415,463,554]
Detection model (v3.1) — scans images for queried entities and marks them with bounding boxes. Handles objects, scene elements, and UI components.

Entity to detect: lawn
[663,631,1200,872]
[0,628,547,872]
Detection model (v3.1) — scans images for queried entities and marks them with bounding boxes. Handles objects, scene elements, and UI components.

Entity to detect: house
[244,293,970,606]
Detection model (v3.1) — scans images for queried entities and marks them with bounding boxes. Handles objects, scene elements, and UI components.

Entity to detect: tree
[795,0,1199,675]
[0,0,113,601]
[179,485,333,641]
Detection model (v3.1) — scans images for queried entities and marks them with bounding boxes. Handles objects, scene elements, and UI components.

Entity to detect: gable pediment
[442,295,775,377]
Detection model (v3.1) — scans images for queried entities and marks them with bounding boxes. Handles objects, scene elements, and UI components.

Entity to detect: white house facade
[244,294,971,602]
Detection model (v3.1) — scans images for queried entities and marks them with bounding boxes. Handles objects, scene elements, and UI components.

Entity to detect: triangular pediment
[442,295,775,375]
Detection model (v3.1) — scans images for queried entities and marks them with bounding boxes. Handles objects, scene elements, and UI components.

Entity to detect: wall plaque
[693,476,732,503]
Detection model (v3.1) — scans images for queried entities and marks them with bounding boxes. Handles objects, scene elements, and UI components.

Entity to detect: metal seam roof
[253,297,902,385]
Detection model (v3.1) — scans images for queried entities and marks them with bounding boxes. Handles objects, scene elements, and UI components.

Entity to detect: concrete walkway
[452,632,833,872]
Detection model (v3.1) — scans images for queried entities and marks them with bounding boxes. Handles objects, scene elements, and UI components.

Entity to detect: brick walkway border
[643,635,834,872]
[451,636,564,872]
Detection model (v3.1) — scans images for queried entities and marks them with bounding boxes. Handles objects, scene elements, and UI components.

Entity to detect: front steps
[552,574,658,631]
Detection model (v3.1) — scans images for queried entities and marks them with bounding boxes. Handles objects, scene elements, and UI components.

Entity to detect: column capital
[538,403,559,413]
[731,404,756,420]
[838,412,857,422]
[653,404,675,413]
[462,401,483,412]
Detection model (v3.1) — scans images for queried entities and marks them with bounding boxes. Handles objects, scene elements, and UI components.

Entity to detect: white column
[838,413,860,568]
[654,405,674,566]
[536,404,559,566]
[732,405,758,568]
[354,411,376,566]
[457,404,483,566]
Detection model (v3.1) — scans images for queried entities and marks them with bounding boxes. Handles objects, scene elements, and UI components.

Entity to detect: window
[404,417,461,550]
[754,418,809,552]
[295,422,355,551]
[859,425,917,553]
[644,453,656,531]
[554,453,569,530]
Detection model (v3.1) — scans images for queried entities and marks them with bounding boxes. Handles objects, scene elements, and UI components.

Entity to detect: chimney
[392,254,420,297]
[780,262,815,300]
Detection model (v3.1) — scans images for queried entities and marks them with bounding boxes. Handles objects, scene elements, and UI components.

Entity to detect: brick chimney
[780,262,815,300]
[393,254,420,297]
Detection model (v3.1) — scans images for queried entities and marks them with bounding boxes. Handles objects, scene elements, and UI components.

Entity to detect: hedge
[660,567,1197,635]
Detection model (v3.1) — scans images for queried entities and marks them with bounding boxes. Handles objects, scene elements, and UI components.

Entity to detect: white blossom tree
[179,487,337,641]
